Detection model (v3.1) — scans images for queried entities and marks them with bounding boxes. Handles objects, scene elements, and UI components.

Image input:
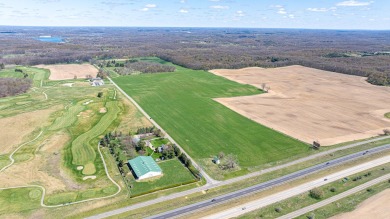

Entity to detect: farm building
[128,156,162,180]
[90,77,104,86]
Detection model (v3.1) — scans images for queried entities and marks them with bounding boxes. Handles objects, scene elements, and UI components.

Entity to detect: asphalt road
[147,143,390,219]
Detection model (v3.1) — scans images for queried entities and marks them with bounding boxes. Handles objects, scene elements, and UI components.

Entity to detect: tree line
[1,27,390,86]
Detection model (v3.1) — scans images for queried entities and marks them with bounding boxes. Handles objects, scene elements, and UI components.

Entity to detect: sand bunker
[83,176,96,180]
[99,108,107,113]
[211,65,390,145]
[77,166,84,170]
[62,83,74,87]
[35,64,98,80]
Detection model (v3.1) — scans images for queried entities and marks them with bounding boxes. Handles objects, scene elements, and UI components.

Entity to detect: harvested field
[35,64,98,80]
[211,65,390,145]
[331,189,390,219]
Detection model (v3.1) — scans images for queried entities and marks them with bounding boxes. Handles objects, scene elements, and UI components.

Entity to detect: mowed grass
[129,158,196,196]
[49,103,85,131]
[0,188,42,215]
[71,101,120,166]
[0,67,50,87]
[113,61,308,169]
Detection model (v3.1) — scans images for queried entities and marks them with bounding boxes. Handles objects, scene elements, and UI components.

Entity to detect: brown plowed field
[35,64,98,80]
[210,65,390,146]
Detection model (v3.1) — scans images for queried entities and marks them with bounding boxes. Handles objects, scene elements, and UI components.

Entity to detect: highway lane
[147,143,390,219]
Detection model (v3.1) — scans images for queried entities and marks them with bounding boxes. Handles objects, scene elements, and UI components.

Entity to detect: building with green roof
[128,156,162,180]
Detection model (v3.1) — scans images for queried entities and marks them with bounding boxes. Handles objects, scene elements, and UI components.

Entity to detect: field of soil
[331,189,390,219]
[35,64,98,80]
[211,65,390,145]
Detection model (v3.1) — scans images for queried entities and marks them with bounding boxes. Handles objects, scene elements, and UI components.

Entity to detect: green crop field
[113,58,309,173]
[129,158,196,196]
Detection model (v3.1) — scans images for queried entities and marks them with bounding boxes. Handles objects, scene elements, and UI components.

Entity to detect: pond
[37,36,64,43]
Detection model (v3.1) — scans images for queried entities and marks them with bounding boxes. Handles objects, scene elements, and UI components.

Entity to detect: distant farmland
[113,60,309,173]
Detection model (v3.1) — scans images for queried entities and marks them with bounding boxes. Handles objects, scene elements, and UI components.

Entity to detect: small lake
[37,36,64,43]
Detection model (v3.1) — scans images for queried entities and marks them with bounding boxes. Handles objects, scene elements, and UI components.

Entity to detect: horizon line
[0,25,389,32]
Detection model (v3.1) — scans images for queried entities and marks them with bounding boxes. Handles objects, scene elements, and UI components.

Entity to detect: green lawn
[113,59,308,172]
[128,158,196,196]
[151,138,169,147]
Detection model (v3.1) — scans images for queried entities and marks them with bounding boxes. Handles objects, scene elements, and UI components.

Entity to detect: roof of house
[128,156,162,178]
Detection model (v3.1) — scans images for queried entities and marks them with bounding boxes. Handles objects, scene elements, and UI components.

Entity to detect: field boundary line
[0,130,44,172]
[277,173,390,219]
[0,142,121,208]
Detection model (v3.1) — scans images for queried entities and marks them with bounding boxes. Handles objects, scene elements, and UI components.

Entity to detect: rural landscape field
[211,66,390,145]
[1,0,390,218]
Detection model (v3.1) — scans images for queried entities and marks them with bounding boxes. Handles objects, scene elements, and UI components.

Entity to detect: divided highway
[147,144,390,219]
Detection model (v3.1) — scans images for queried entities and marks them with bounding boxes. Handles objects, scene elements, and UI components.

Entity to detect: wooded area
[0,27,389,85]
[0,78,32,97]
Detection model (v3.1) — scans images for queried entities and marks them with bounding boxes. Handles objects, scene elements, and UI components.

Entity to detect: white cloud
[209,0,221,2]
[271,5,284,8]
[210,5,229,9]
[179,9,188,13]
[180,0,187,3]
[277,8,286,14]
[336,0,373,7]
[307,8,328,12]
[235,10,244,17]
[145,4,157,8]
[140,3,156,11]
[288,14,295,19]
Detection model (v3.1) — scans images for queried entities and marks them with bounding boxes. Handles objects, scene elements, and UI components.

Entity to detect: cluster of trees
[0,63,4,69]
[115,61,176,75]
[176,146,201,179]
[103,60,125,68]
[100,130,201,180]
[136,126,163,137]
[0,78,32,98]
[216,152,239,170]
[1,27,390,86]
[14,69,29,78]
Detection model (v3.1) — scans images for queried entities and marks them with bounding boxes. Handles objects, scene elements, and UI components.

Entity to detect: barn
[128,156,162,180]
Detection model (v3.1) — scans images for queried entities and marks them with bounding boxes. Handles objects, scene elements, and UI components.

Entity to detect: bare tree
[219,153,239,170]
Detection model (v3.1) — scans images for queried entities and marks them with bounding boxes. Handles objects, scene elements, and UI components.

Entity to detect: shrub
[367,188,373,192]
[97,92,103,98]
[330,187,336,192]
[309,188,323,199]
[384,129,390,136]
[275,207,282,213]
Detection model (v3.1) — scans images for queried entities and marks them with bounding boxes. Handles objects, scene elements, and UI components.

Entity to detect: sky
[0,0,389,30]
